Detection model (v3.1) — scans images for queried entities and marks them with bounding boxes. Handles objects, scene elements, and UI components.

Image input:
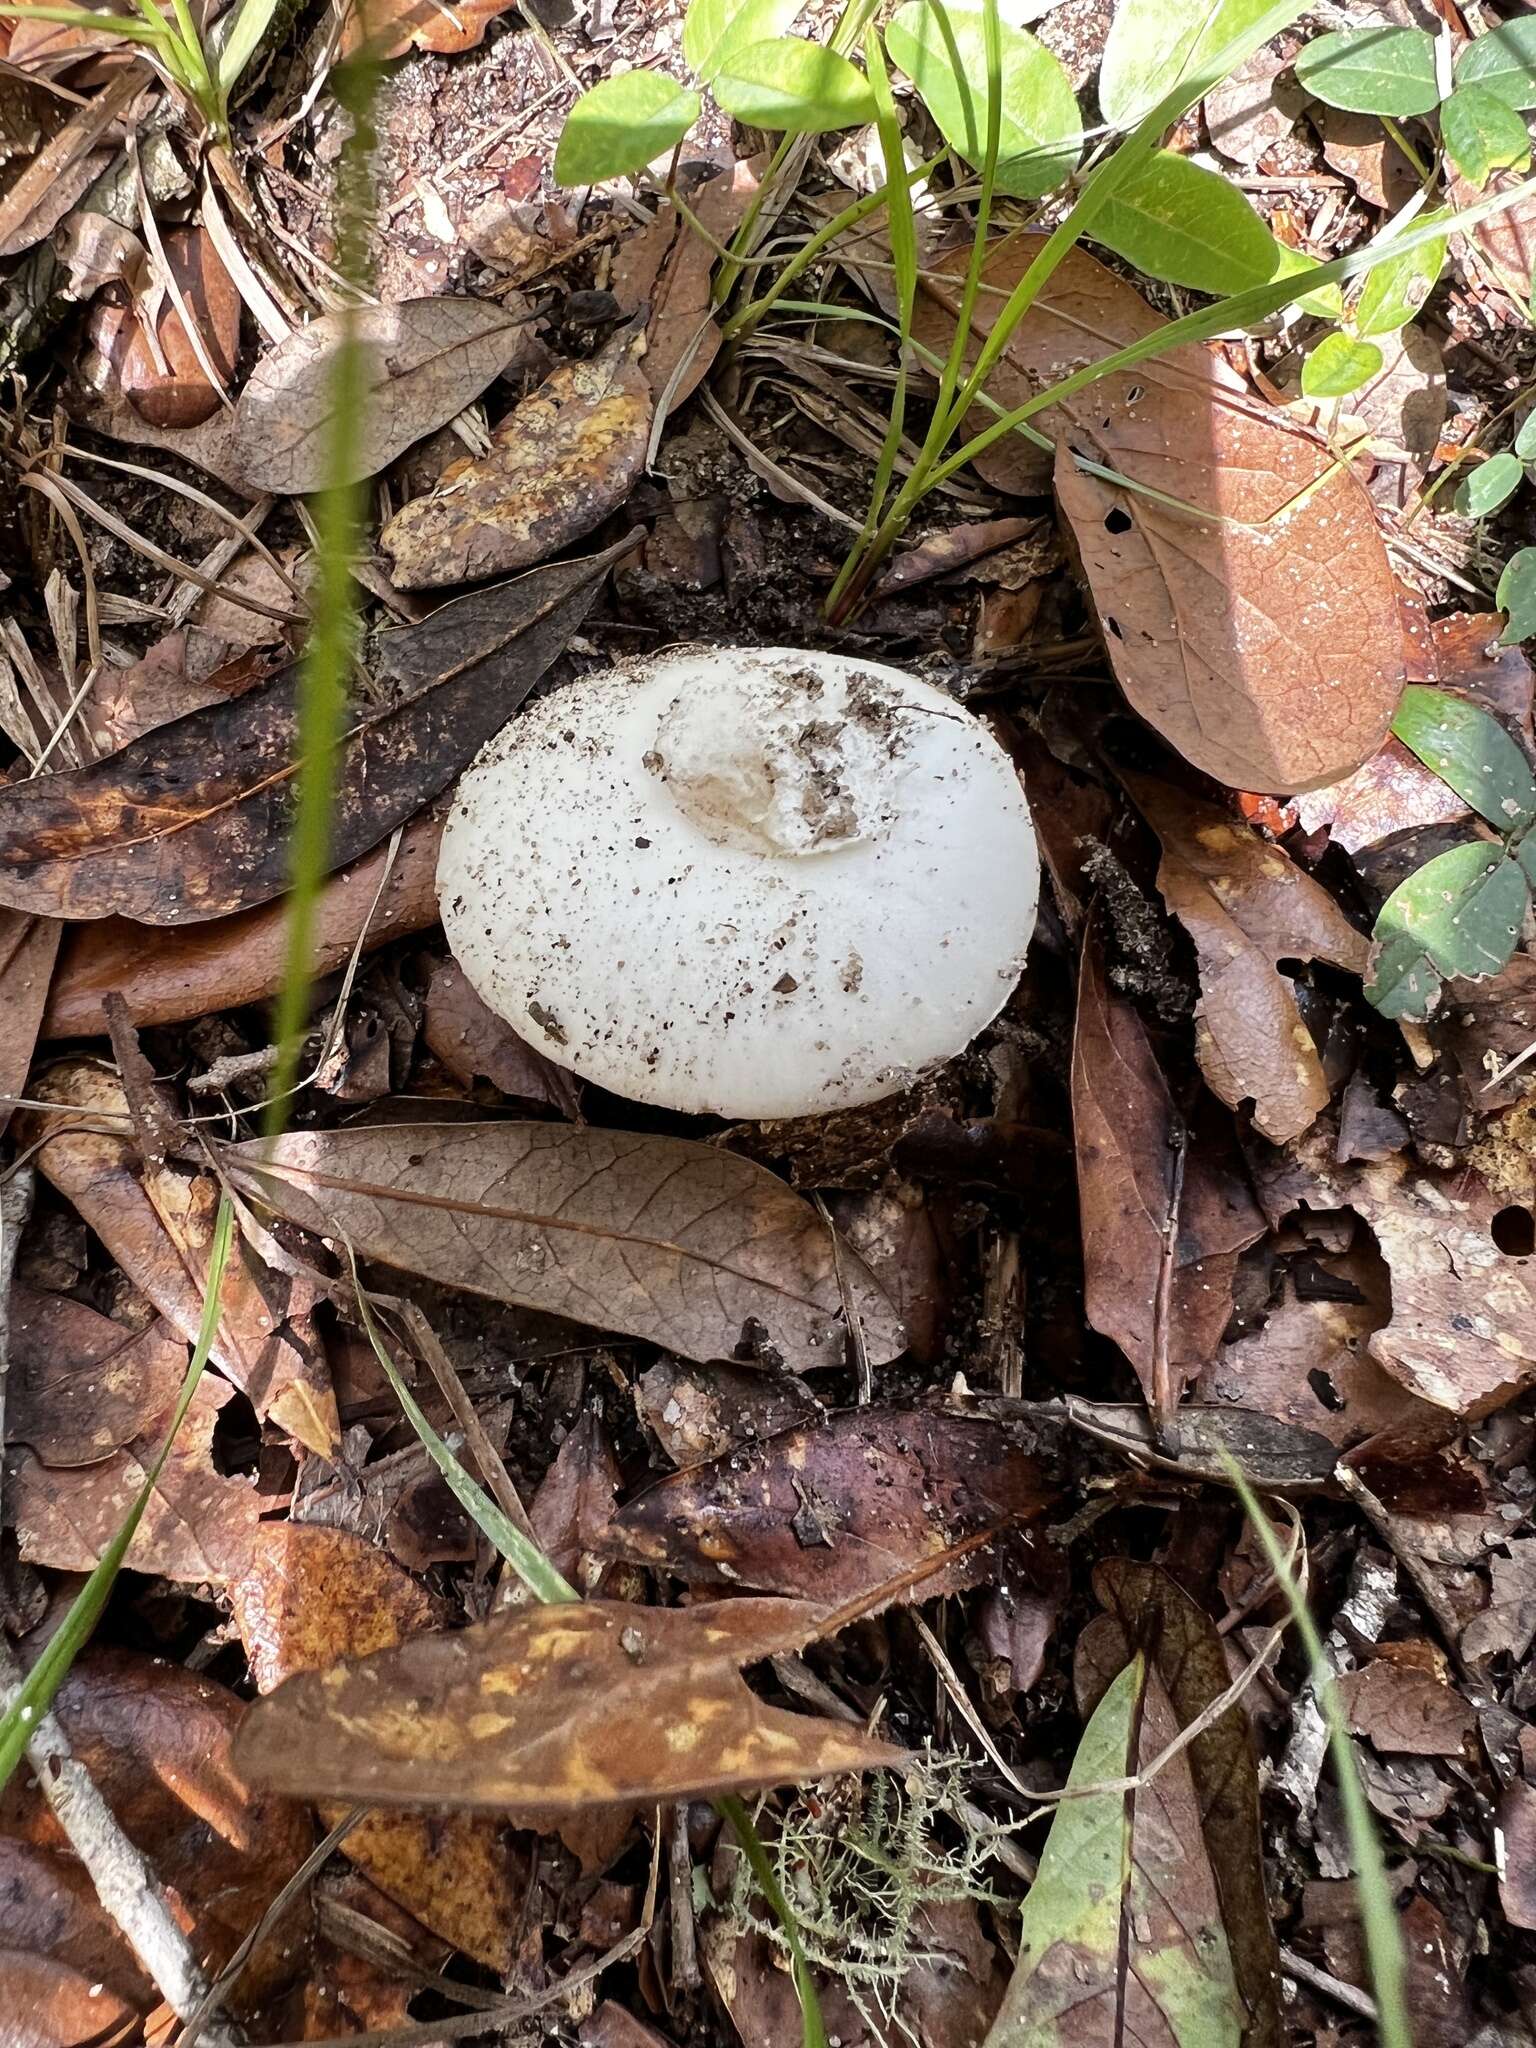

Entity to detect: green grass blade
[719,1793,831,2048]
[1221,1454,1410,2048]
[215,0,284,99]
[0,1199,235,1795]
[0,5,169,44]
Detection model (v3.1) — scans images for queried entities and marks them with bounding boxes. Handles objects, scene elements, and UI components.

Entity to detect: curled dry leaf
[19,1060,337,1454]
[234,295,541,495]
[423,955,579,1111]
[339,0,512,58]
[913,239,1405,793]
[88,225,239,430]
[612,160,759,409]
[0,1650,312,2007]
[1128,776,1369,1144]
[1072,932,1266,1420]
[606,1405,1052,1606]
[222,1121,904,1372]
[530,1406,621,1590]
[8,1286,186,1466]
[228,1522,522,1971]
[1253,1123,1536,1417]
[381,327,652,590]
[43,807,442,1038]
[233,1596,901,1812]
[0,540,626,924]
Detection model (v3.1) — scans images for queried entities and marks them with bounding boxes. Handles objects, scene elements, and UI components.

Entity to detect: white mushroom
[437,645,1039,1118]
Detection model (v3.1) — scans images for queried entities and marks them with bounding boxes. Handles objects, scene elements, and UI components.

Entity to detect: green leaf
[1093,148,1291,296]
[1301,330,1383,398]
[1391,683,1536,832]
[982,1654,1245,2048]
[1455,449,1524,517]
[1516,414,1536,462]
[1440,82,1532,186]
[885,1,1081,197]
[1499,547,1536,643]
[213,0,283,97]
[1455,17,1536,112]
[553,72,701,184]
[1352,215,1447,335]
[1294,26,1441,116]
[713,37,876,130]
[683,0,801,81]
[1098,0,1299,131]
[1366,842,1528,1018]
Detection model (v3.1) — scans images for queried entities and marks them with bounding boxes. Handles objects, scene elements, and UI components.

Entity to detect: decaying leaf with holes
[913,238,1405,793]
[1127,776,1369,1144]
[0,540,629,923]
[221,1120,904,1372]
[229,1523,526,1972]
[1252,1123,1536,1418]
[380,327,652,590]
[19,1060,337,1455]
[605,1405,1053,1605]
[232,1597,900,1811]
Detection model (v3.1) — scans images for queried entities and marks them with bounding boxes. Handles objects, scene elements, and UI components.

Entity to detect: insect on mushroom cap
[436,645,1039,1118]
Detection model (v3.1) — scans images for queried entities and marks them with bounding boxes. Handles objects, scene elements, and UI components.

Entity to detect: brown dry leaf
[1129,776,1369,1142]
[912,238,1405,792]
[1462,1539,1536,1662]
[1335,1652,1474,1758]
[8,1286,186,1466]
[0,1838,154,2014]
[90,226,239,429]
[234,296,541,494]
[1293,735,1469,853]
[0,1951,139,2046]
[1253,1125,1536,1417]
[229,1521,522,1970]
[1204,45,1306,167]
[636,1357,824,1466]
[0,540,625,924]
[79,633,241,757]
[7,1370,258,1581]
[1439,954,1536,1111]
[381,327,652,590]
[21,1060,337,1453]
[423,956,578,1110]
[1450,166,1536,304]
[233,1595,901,1812]
[223,1120,904,1372]
[339,0,511,60]
[612,162,758,409]
[0,64,142,260]
[1072,932,1266,1419]
[44,807,441,1038]
[606,1406,1050,1604]
[530,1406,620,1590]
[0,910,59,1139]
[1196,1249,1444,1458]
[1319,105,1417,211]
[1497,1778,1536,1931]
[0,1649,311,2006]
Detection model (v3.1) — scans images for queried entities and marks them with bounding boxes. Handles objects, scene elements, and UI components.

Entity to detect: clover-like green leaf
[1499,547,1536,644]
[885,1,1081,197]
[554,73,700,185]
[1440,82,1532,186]
[1455,451,1524,519]
[1366,841,1529,1018]
[1300,331,1383,398]
[1455,16,1536,112]
[1392,684,1536,833]
[712,37,876,131]
[683,0,801,83]
[1295,26,1440,116]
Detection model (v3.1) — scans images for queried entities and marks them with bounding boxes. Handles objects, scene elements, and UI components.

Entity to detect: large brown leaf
[606,1405,1052,1604]
[234,296,541,494]
[1071,932,1265,1420]
[1128,775,1369,1143]
[223,1121,904,1372]
[0,540,629,923]
[232,1596,900,1812]
[913,238,1405,793]
[0,910,58,1137]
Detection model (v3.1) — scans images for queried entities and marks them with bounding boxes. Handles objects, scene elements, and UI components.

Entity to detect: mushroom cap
[437,645,1039,1118]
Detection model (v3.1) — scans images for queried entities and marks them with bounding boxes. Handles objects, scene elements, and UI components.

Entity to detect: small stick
[668,1804,699,1993]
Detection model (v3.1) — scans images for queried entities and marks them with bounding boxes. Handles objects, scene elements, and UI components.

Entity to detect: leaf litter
[8,4,1536,2045]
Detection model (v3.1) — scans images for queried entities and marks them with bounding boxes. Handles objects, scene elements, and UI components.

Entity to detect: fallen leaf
[876,516,1044,595]
[1438,953,1536,1110]
[1497,1777,1536,1931]
[234,295,541,494]
[1451,165,1536,305]
[90,225,239,429]
[381,328,652,590]
[1462,1539,1536,1662]
[0,1650,311,2006]
[79,632,249,757]
[912,238,1405,792]
[612,161,758,408]
[233,1596,901,1811]
[1293,735,1470,852]
[1072,931,1267,1417]
[71,367,256,497]
[43,807,441,1037]
[228,1522,523,1970]
[423,956,578,1111]
[21,1060,337,1453]
[605,1405,1051,1603]
[530,1405,621,1590]
[635,1356,824,1465]
[982,1648,1245,2048]
[0,1839,154,2014]
[0,65,141,260]
[0,910,58,1138]
[1129,775,1370,1142]
[0,539,627,923]
[1089,1560,1282,2048]
[7,1286,186,1466]
[1252,1123,1536,1416]
[222,1120,904,1372]
[1319,105,1418,211]
[0,1951,139,2046]
[1204,45,1307,167]
[338,0,511,57]
[1335,1652,1474,1758]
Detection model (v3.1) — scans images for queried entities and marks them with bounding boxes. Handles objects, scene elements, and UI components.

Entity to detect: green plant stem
[263,55,377,1128]
[719,1795,832,2048]
[1381,114,1432,184]
[0,1200,234,1795]
[1222,1456,1410,2048]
